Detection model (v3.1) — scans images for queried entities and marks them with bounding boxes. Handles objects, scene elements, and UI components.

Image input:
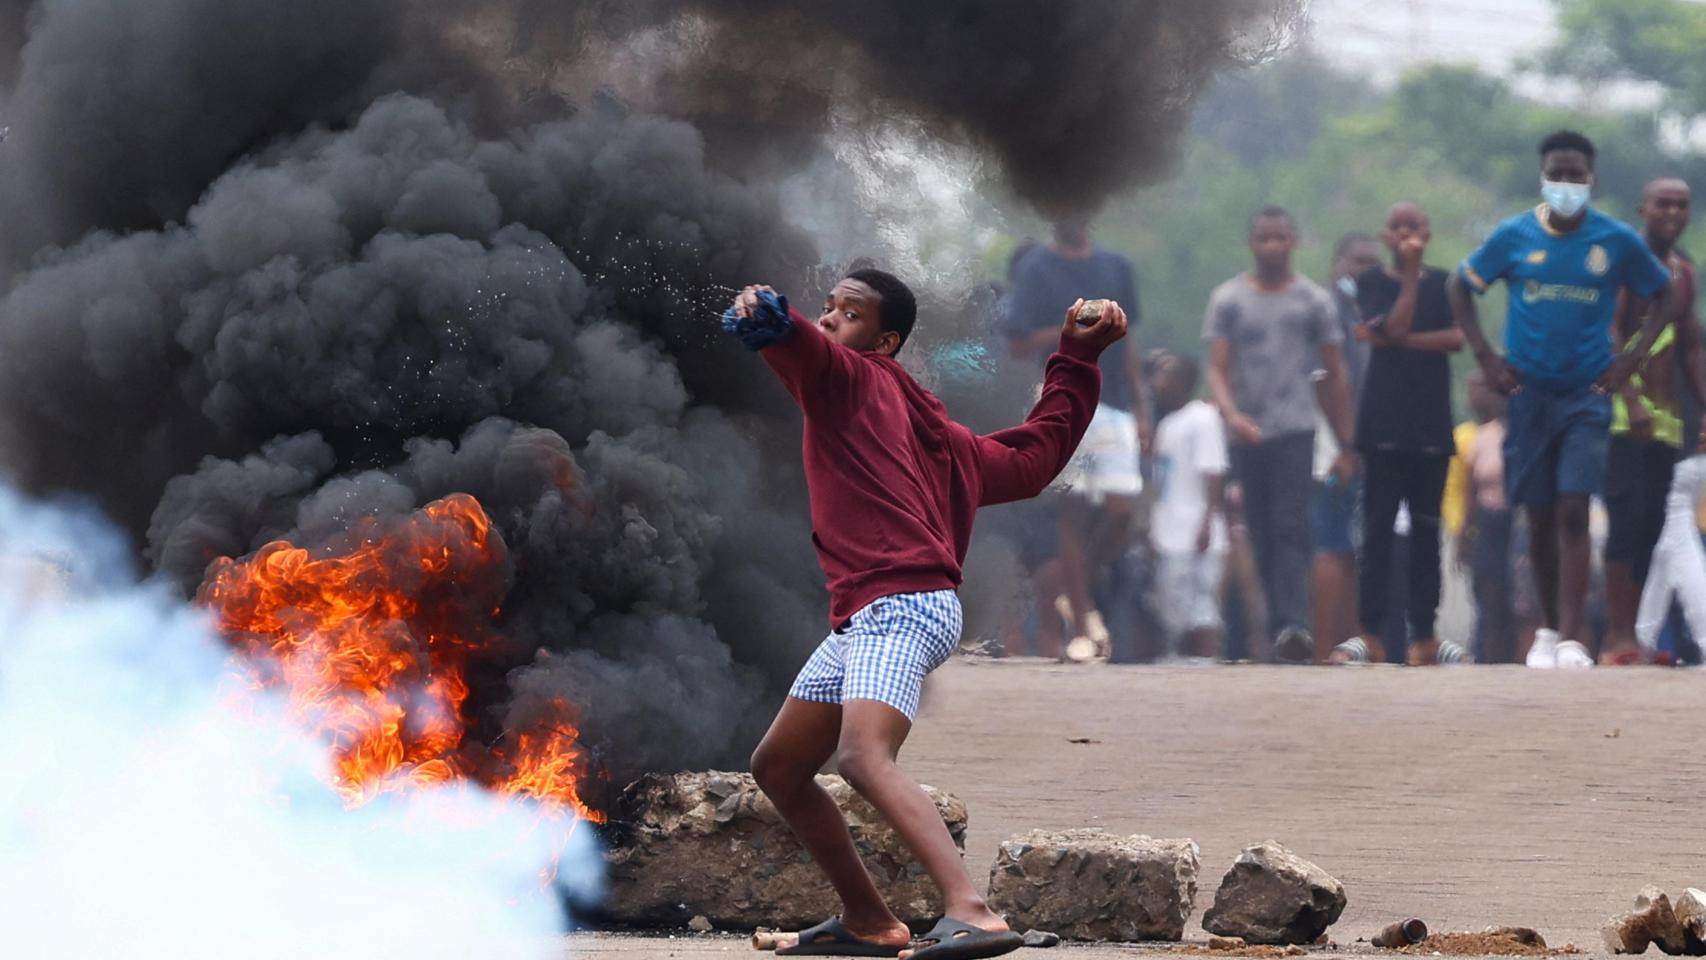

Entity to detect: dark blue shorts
[1504,383,1611,507]
[1310,475,1362,556]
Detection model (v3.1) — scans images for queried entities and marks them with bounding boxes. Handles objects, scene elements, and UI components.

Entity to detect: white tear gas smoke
[0,1,1298,791]
[0,487,594,957]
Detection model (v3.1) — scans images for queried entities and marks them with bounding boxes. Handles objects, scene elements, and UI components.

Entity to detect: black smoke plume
[0,0,1295,791]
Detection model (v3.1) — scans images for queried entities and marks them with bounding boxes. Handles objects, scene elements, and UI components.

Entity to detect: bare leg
[833,699,1008,960]
[1527,502,1561,631]
[1057,495,1095,642]
[1187,627,1222,659]
[1311,553,1357,662]
[1603,559,1641,661]
[751,698,910,950]
[1556,493,1592,644]
[1032,558,1065,659]
[1406,637,1442,665]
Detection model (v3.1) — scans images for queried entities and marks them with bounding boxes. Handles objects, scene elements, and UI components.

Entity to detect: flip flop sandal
[776,917,905,957]
[907,918,1025,960]
[1329,637,1369,664]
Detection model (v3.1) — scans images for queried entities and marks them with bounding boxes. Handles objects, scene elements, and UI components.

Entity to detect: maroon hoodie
[762,308,1104,626]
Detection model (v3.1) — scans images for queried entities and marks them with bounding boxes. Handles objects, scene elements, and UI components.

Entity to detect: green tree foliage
[988,42,1706,382]
[1539,0,1706,115]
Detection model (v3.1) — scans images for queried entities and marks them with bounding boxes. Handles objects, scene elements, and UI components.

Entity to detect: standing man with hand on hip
[1447,130,1681,669]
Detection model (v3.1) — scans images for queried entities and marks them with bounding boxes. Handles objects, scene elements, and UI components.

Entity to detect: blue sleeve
[1621,230,1672,299]
[1119,258,1141,330]
[721,290,795,351]
[998,259,1049,339]
[1460,222,1517,295]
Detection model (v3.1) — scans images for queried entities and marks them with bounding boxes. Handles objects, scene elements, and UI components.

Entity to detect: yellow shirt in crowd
[1442,420,1478,538]
[1444,419,1706,534]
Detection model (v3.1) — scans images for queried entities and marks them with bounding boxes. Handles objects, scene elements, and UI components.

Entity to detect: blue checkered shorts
[788,590,963,721]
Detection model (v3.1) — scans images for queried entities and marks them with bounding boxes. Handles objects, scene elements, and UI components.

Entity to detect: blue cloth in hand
[721,289,794,352]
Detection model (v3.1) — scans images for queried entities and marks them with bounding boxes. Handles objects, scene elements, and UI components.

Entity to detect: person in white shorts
[1636,452,1706,657]
[1149,353,1229,659]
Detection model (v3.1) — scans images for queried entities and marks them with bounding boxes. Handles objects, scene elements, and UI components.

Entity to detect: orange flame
[197,493,604,822]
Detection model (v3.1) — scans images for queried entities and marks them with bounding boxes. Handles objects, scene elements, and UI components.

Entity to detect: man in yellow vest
[1603,177,1706,664]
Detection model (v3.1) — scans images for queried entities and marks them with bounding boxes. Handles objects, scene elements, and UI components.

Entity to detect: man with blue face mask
[1447,130,1682,669]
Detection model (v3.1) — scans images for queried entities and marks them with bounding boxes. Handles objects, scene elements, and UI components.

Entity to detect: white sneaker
[1555,639,1595,669]
[1526,628,1560,668]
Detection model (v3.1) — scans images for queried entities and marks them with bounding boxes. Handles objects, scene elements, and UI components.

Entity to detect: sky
[1307,0,1557,80]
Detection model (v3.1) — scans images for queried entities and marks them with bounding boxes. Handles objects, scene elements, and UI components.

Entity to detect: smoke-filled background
[0,0,1298,790]
[0,488,591,957]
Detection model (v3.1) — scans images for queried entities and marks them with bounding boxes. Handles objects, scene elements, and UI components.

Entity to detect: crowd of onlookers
[990,129,1706,667]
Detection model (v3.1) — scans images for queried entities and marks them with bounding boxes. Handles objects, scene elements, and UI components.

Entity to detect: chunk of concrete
[1676,888,1706,954]
[1202,841,1347,945]
[1604,886,1693,955]
[602,771,965,929]
[985,828,1199,942]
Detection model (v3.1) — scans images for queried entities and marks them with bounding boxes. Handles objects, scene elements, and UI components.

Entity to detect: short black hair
[1334,231,1378,258]
[1539,130,1596,168]
[1250,205,1296,230]
[1164,352,1201,394]
[845,268,917,353]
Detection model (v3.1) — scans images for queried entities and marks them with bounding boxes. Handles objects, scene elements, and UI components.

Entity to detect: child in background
[1150,353,1230,659]
[1460,370,1516,663]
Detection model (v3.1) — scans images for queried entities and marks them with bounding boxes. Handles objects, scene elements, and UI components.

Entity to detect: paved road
[569,659,1705,958]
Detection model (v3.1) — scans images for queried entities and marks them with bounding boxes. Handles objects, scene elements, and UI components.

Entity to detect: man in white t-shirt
[1150,353,1230,658]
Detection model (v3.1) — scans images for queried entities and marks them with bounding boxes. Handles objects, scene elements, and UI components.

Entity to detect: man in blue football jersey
[1447,130,1681,668]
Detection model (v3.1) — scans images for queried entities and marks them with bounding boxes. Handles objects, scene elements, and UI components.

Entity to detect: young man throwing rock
[726,271,1126,958]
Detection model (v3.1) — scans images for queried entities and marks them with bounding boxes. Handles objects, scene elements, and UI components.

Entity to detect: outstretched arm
[978,299,1125,505]
[722,285,858,409]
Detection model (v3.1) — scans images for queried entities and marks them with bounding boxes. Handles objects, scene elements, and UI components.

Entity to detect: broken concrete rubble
[1201,841,1347,946]
[1676,889,1706,954]
[1604,886,1706,956]
[602,770,965,929]
[985,828,1199,942]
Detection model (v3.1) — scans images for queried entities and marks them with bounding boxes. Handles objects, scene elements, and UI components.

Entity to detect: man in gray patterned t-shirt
[1204,206,1357,661]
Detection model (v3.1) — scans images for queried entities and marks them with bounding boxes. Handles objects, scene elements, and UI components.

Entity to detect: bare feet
[1598,642,1646,666]
[1406,637,1442,666]
[1328,634,1386,664]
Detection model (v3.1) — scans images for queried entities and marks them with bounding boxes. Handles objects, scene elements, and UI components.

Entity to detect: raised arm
[722,285,859,409]
[978,299,1124,505]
